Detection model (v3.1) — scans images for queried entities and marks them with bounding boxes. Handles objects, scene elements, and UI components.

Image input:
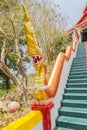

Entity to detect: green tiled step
[63,93,87,100]
[72,61,86,64]
[65,88,87,93]
[71,59,85,63]
[76,48,85,50]
[77,51,85,53]
[75,55,85,58]
[76,48,85,51]
[77,52,85,54]
[79,45,85,46]
[67,78,87,83]
[77,48,85,51]
[76,53,86,56]
[69,71,87,76]
[71,64,86,68]
[70,68,86,73]
[76,55,85,57]
[56,116,87,130]
[54,127,74,130]
[78,45,85,47]
[76,51,85,53]
[76,54,85,57]
[77,47,85,49]
[77,50,85,52]
[66,82,87,88]
[76,51,85,54]
[76,55,86,58]
[61,100,87,108]
[78,44,85,46]
[73,57,85,61]
[73,60,86,63]
[77,45,85,47]
[77,49,85,51]
[68,74,87,79]
[72,56,85,59]
[71,62,86,68]
[72,63,86,66]
[71,66,86,70]
[59,107,87,119]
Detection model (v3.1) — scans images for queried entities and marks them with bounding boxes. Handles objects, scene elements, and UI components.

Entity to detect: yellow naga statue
[22,4,48,100]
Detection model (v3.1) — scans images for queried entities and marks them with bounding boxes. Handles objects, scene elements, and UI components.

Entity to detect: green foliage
[0,89,6,98]
[55,31,71,55]
[0,0,24,36]
[19,105,25,112]
[0,0,16,11]
[0,81,16,98]
[0,111,4,117]
[0,0,27,93]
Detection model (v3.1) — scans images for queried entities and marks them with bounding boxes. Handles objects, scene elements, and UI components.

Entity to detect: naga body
[22,4,48,100]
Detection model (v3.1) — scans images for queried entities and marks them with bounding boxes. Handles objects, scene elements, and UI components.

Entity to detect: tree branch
[0,30,21,87]
[0,27,6,37]
[1,35,6,63]
[10,14,16,38]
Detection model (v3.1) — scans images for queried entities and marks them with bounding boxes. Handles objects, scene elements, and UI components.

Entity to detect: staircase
[54,42,87,130]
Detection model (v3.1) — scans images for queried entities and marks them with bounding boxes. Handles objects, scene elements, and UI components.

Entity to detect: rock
[8,101,20,113]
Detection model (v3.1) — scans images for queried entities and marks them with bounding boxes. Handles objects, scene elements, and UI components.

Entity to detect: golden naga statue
[22,4,48,100]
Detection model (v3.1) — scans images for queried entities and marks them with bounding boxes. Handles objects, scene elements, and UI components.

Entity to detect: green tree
[0,0,30,101]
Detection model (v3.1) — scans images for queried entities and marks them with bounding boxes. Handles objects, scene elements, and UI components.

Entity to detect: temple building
[69,3,87,42]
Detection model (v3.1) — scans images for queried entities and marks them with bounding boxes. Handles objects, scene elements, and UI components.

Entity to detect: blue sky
[54,0,87,29]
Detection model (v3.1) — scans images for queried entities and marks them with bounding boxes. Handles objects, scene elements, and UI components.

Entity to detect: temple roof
[76,3,87,25]
[69,2,87,34]
[83,2,87,13]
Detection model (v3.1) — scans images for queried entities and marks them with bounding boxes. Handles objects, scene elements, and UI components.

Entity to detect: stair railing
[46,28,79,98]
